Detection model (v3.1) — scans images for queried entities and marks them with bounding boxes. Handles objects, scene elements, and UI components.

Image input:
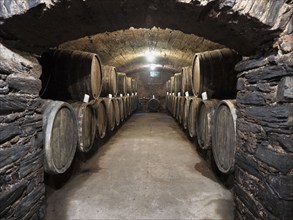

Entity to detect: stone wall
[235,35,293,219]
[0,44,45,219]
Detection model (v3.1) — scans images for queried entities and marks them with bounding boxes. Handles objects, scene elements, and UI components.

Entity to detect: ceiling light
[150,64,156,70]
[145,50,156,62]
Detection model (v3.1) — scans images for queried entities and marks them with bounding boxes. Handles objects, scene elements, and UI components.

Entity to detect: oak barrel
[126,77,133,94]
[177,96,185,124]
[187,97,201,138]
[71,102,96,152]
[122,96,129,119]
[94,98,108,139]
[101,65,118,97]
[166,80,171,93]
[183,96,191,130]
[147,98,160,112]
[112,98,121,127]
[181,66,193,95]
[116,97,124,122]
[172,96,178,118]
[117,72,127,96]
[132,78,138,93]
[42,101,77,174]
[41,49,103,100]
[192,48,241,98]
[103,97,116,131]
[174,73,182,95]
[212,100,237,174]
[196,99,220,150]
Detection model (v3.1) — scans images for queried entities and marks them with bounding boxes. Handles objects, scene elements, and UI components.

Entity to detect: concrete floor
[46,113,234,220]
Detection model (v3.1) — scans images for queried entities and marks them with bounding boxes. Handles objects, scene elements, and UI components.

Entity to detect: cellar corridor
[45,113,233,220]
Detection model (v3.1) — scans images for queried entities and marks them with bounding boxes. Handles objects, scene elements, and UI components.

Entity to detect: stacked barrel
[166,48,241,179]
[40,49,138,175]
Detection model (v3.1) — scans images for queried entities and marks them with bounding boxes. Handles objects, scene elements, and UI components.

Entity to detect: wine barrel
[116,97,124,122]
[112,98,121,127]
[183,96,191,130]
[94,98,108,139]
[196,99,220,150]
[122,96,129,119]
[126,77,133,95]
[117,72,127,96]
[176,96,183,123]
[192,48,241,99]
[41,49,103,100]
[188,97,201,138]
[174,73,182,95]
[170,76,175,94]
[178,96,185,125]
[42,101,77,174]
[71,102,96,152]
[147,98,160,112]
[101,65,118,97]
[172,96,178,118]
[212,100,237,174]
[181,66,193,95]
[103,97,116,131]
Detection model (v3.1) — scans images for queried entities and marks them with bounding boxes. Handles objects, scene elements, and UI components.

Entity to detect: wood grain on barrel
[112,98,120,127]
[116,97,124,122]
[94,98,107,139]
[196,99,219,150]
[187,97,201,138]
[170,76,175,94]
[71,102,96,152]
[117,72,126,96]
[181,66,193,95]
[174,73,182,95]
[183,96,191,130]
[103,98,115,131]
[101,65,118,97]
[192,48,241,99]
[126,77,133,94]
[43,101,77,174]
[212,100,237,174]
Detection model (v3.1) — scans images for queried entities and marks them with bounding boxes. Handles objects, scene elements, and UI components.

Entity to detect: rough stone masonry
[235,34,293,219]
[0,44,45,219]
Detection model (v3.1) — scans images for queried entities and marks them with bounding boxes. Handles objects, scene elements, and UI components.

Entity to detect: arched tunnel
[0,0,292,219]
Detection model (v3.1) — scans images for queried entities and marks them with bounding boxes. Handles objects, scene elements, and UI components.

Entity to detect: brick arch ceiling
[0,0,283,73]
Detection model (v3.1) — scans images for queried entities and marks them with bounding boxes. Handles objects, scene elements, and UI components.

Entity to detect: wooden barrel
[122,96,129,119]
[117,72,127,96]
[170,76,175,94]
[174,73,182,95]
[181,66,193,95]
[178,96,185,125]
[176,96,183,123]
[42,101,77,174]
[196,99,220,150]
[112,98,121,127]
[212,100,237,174]
[126,77,133,95]
[183,96,191,130]
[116,97,124,122]
[94,98,107,139]
[71,102,96,152]
[188,97,201,138]
[41,49,102,100]
[101,65,118,97]
[103,97,116,131]
[147,98,160,112]
[192,48,241,99]
[172,96,178,118]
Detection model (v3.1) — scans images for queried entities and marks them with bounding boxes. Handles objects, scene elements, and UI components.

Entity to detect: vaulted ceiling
[0,0,285,74]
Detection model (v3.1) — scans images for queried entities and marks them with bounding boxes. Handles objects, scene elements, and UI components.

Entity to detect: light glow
[145,50,156,62]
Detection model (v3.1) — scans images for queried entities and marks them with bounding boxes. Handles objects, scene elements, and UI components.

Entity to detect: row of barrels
[166,48,241,99]
[40,49,139,174]
[43,95,138,174]
[40,49,138,101]
[166,94,237,174]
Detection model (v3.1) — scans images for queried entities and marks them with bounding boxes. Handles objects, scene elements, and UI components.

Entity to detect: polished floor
[46,113,233,220]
